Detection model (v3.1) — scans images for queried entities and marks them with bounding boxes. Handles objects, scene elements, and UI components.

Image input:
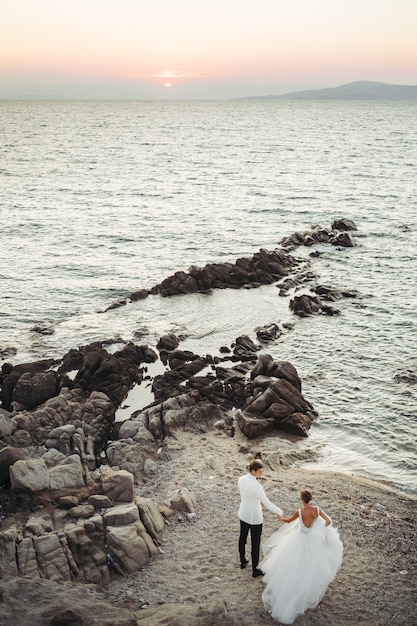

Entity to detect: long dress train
[259,507,343,624]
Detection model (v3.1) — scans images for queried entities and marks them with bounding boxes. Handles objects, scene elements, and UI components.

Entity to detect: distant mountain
[242,81,417,101]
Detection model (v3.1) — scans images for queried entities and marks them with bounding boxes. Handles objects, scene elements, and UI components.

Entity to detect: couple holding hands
[238,458,343,624]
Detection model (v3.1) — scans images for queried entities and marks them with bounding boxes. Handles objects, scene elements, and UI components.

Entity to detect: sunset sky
[1,0,416,99]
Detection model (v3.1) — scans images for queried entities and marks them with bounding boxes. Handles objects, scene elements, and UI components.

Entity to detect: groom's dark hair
[248,459,263,472]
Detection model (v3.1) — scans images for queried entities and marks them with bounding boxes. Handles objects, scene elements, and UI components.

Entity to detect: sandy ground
[104,427,417,625]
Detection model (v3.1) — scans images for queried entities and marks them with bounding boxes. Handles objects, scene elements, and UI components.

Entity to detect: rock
[49,455,90,491]
[56,495,80,509]
[10,458,50,492]
[105,439,154,481]
[106,523,154,574]
[0,527,19,577]
[57,342,157,408]
[279,411,315,437]
[1,465,163,584]
[168,487,197,513]
[151,248,298,298]
[100,469,134,503]
[117,419,139,439]
[280,221,357,251]
[313,284,359,301]
[16,536,40,578]
[103,503,140,527]
[0,347,17,360]
[68,504,95,519]
[23,513,54,537]
[0,445,27,486]
[331,231,356,247]
[331,218,357,231]
[236,412,277,439]
[143,457,157,476]
[64,521,110,585]
[250,354,301,391]
[0,412,16,438]
[237,355,317,438]
[88,494,113,509]
[130,288,149,301]
[1,358,56,411]
[289,293,340,317]
[10,454,91,504]
[255,323,282,344]
[156,333,180,353]
[136,497,165,542]
[33,533,72,582]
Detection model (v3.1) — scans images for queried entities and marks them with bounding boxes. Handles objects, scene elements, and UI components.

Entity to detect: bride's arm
[278,510,298,523]
[319,508,331,526]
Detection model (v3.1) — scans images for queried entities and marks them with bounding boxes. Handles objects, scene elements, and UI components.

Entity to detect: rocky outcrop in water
[105,247,303,310]
[155,248,299,297]
[289,293,341,317]
[280,220,357,251]
[103,220,358,315]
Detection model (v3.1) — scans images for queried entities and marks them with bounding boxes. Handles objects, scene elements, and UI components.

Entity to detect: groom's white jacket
[238,474,283,525]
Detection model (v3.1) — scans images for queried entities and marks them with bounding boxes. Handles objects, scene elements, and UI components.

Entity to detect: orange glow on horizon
[1,0,416,97]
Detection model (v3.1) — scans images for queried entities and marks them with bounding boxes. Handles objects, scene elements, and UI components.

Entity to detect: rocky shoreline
[1,219,415,624]
[0,430,416,625]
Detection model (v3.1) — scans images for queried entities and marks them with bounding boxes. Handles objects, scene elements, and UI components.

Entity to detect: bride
[259,489,343,624]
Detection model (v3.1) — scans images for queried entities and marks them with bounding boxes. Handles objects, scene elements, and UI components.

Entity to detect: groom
[238,458,283,578]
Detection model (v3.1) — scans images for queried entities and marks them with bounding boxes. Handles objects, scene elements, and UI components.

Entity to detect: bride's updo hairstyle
[300,489,313,503]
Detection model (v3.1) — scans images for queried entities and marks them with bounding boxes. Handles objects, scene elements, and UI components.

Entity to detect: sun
[164,83,172,88]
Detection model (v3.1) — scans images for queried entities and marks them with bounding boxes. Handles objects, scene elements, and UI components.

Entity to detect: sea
[0,99,416,495]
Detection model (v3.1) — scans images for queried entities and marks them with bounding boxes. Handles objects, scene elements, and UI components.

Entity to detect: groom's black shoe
[252,568,264,578]
[240,559,249,569]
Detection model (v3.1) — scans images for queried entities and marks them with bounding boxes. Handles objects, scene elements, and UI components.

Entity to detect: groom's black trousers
[239,520,262,571]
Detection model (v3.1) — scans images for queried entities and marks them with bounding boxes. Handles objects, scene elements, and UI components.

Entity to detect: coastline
[104,428,417,625]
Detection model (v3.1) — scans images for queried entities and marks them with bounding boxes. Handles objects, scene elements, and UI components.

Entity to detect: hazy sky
[1,0,416,99]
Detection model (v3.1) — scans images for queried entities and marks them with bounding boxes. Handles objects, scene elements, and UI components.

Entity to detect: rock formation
[0,220,359,604]
[0,330,317,588]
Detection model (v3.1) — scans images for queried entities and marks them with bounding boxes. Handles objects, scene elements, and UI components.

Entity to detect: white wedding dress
[259,507,343,624]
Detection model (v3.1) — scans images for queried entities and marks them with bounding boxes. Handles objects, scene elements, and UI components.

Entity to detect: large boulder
[289,293,340,317]
[331,218,357,231]
[12,370,59,410]
[33,533,72,582]
[9,458,50,493]
[0,445,27,486]
[1,359,56,411]
[106,520,157,574]
[64,521,110,585]
[238,356,317,438]
[136,496,165,542]
[10,454,92,504]
[100,469,135,503]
